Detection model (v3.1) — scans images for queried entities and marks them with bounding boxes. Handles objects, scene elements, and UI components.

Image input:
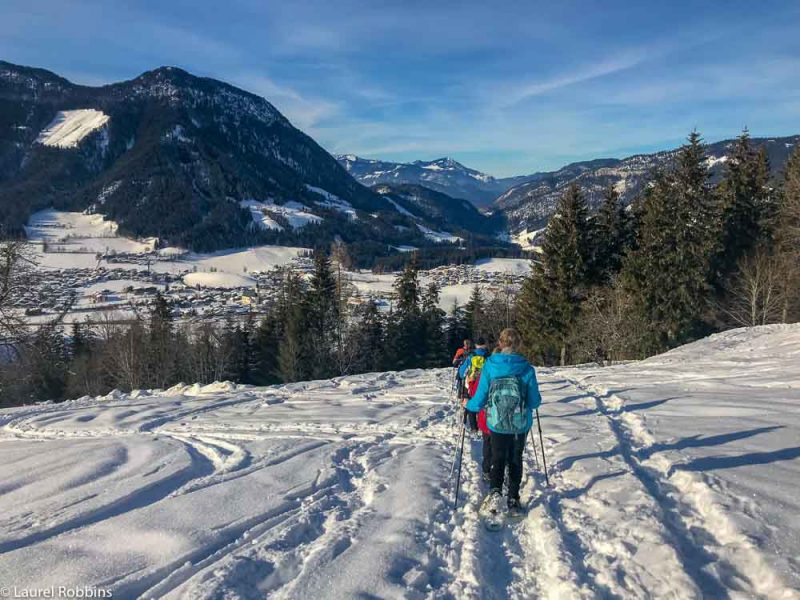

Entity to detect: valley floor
[1,325,799,598]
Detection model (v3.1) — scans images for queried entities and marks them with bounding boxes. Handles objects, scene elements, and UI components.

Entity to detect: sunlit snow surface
[25,209,155,255]
[1,325,798,597]
[35,109,110,148]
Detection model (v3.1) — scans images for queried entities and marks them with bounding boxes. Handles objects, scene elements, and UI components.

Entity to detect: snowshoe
[479,491,504,531]
[507,498,527,522]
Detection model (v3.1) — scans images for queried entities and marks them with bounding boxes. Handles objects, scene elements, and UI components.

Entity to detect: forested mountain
[0,61,498,253]
[495,135,800,242]
[373,183,504,239]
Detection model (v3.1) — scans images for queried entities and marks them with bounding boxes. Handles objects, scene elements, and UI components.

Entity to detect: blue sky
[2,0,799,176]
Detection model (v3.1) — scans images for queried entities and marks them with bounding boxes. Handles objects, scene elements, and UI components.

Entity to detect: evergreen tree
[517,183,592,364]
[306,250,337,379]
[148,293,176,389]
[775,146,800,321]
[389,255,423,369]
[277,271,308,383]
[224,318,254,384]
[714,129,776,286]
[394,254,421,316]
[777,145,800,257]
[351,299,385,373]
[622,131,718,346]
[330,243,356,376]
[252,312,282,385]
[26,326,69,401]
[593,185,632,282]
[464,285,485,340]
[445,300,469,355]
[420,283,446,367]
[70,322,89,358]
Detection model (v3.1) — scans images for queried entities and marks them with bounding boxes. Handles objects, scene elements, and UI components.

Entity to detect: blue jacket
[458,346,489,379]
[465,352,542,433]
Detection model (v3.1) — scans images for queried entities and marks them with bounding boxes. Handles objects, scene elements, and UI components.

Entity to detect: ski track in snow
[1,328,799,598]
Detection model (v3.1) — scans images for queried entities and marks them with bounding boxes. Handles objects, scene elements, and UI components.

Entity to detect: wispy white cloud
[231,73,340,131]
[499,53,647,107]
[3,0,798,177]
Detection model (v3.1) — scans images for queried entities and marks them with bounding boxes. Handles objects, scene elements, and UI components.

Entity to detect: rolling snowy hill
[1,325,798,597]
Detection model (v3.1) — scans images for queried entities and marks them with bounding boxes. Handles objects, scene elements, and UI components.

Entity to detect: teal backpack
[486,376,528,434]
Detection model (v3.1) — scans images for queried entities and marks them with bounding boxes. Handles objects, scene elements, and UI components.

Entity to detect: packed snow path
[1,326,799,598]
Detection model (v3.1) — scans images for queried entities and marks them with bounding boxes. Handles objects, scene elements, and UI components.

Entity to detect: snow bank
[35,109,110,148]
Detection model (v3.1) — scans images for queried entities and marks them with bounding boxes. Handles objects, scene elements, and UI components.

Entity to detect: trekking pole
[535,409,549,487]
[449,404,466,476]
[453,421,467,508]
[528,429,540,471]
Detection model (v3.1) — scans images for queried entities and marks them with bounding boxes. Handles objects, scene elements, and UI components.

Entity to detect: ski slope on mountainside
[0,326,798,598]
[35,109,110,148]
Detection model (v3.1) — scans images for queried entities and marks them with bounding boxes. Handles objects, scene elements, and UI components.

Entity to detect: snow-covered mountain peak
[337,155,521,207]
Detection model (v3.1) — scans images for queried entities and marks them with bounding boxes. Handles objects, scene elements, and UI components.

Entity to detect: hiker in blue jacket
[466,328,542,514]
[458,338,489,432]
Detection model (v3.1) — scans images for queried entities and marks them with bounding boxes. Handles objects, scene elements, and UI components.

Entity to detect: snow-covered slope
[0,325,798,597]
[35,109,110,148]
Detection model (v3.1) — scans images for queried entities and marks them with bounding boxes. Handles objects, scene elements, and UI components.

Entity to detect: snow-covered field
[1,325,798,598]
[25,209,155,257]
[417,224,463,244]
[239,199,322,231]
[474,257,532,276]
[26,209,307,274]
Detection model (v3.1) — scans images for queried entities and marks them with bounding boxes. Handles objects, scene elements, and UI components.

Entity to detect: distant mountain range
[494,136,799,244]
[337,155,533,208]
[3,60,797,257]
[341,136,799,246]
[0,61,499,253]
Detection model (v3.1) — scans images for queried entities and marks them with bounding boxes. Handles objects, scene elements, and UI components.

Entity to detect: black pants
[464,410,478,431]
[482,432,492,474]
[490,432,526,500]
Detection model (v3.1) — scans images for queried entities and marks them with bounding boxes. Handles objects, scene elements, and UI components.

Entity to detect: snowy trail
[1,326,799,598]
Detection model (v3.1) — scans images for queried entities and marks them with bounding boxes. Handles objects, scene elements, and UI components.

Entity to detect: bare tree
[0,241,35,340]
[720,249,785,327]
[103,316,148,391]
[571,284,649,364]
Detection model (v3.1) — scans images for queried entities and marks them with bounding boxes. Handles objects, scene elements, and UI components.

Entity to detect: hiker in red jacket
[452,339,472,367]
[451,339,472,399]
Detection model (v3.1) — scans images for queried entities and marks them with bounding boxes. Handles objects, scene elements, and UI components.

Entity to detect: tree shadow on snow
[556,447,619,473]
[669,445,800,475]
[640,425,784,461]
[622,397,674,412]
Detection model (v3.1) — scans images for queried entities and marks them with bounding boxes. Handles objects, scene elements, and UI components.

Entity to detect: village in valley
[18,209,532,327]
